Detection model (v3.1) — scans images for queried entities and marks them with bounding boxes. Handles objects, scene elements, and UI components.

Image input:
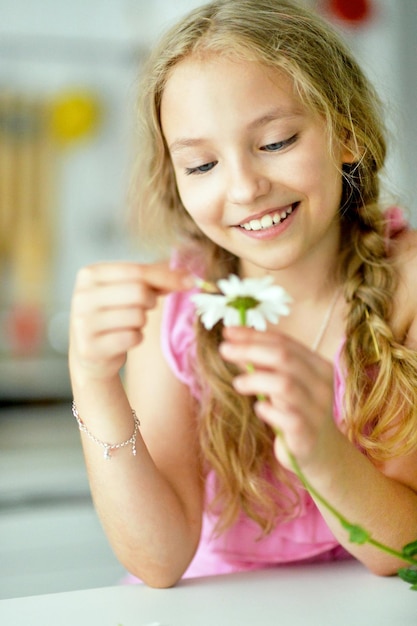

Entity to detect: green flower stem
[275,428,417,567]
[239,304,247,327]
[245,362,267,402]
[239,307,267,401]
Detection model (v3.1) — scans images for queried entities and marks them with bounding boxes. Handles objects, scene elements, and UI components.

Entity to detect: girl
[69,0,417,588]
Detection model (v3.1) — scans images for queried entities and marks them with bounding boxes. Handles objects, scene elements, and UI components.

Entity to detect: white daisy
[191,274,292,330]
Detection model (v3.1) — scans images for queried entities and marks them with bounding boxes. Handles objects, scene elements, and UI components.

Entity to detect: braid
[341,207,417,461]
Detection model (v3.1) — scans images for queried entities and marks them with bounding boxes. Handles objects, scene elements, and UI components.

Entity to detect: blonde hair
[131,0,417,534]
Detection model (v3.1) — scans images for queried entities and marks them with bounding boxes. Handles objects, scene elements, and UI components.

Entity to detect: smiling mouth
[238,203,297,232]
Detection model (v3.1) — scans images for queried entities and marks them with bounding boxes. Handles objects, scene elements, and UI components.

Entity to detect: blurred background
[0,0,416,600]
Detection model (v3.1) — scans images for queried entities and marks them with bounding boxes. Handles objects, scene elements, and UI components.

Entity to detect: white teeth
[240,206,294,231]
[260,214,273,228]
[249,219,262,231]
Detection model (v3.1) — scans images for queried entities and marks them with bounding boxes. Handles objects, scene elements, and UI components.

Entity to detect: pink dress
[160,281,350,579]
[124,206,408,582]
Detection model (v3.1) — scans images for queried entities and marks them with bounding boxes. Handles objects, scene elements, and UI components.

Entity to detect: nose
[225,157,271,205]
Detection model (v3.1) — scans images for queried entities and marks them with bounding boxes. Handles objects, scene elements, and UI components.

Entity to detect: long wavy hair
[131,0,417,534]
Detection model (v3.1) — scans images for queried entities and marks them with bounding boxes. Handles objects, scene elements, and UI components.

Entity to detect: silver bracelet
[72,401,140,460]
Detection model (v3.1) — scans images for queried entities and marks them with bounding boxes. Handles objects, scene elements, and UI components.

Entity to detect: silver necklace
[311,289,340,353]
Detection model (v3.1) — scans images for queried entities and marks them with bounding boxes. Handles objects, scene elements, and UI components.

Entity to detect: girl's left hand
[219,325,340,473]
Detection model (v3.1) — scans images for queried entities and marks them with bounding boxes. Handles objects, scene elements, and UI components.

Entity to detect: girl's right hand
[69,261,192,381]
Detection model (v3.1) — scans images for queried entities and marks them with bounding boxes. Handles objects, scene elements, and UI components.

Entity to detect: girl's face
[160,55,353,278]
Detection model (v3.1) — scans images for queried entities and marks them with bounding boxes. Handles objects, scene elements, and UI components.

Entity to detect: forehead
[160,55,307,142]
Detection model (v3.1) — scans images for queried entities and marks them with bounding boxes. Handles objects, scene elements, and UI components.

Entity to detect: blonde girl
[69,0,417,587]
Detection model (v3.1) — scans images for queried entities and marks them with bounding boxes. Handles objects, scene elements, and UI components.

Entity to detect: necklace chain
[311,289,340,353]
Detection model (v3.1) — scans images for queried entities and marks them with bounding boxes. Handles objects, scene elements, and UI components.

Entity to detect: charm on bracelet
[72,402,140,460]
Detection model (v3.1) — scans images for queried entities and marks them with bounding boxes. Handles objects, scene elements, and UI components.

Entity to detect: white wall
[329,0,417,221]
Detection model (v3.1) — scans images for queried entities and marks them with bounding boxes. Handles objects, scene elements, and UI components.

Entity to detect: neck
[239,245,341,305]
[238,226,345,354]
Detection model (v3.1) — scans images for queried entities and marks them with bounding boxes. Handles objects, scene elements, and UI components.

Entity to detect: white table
[0,560,415,625]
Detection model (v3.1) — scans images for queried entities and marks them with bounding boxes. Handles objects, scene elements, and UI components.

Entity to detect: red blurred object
[6,305,45,355]
[328,0,372,23]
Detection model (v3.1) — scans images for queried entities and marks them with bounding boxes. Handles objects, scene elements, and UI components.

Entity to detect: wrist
[68,346,126,386]
[72,401,140,460]
[69,358,123,393]
[290,427,349,489]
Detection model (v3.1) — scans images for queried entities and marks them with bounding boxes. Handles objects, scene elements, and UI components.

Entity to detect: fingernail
[219,342,231,356]
[232,376,245,391]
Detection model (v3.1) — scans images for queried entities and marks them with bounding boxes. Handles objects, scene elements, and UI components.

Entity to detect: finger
[233,358,334,422]
[222,325,316,362]
[254,401,305,469]
[74,282,159,314]
[75,261,193,293]
[220,336,323,382]
[232,369,310,408]
[137,261,195,293]
[78,328,144,362]
[220,328,331,380]
[76,307,148,337]
[254,400,301,435]
[254,399,337,470]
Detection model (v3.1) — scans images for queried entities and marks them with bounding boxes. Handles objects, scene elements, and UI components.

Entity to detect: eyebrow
[247,107,302,130]
[168,107,302,155]
[169,137,206,155]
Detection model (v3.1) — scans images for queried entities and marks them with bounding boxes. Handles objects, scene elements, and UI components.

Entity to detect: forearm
[71,373,201,587]
[303,430,417,575]
[68,262,201,586]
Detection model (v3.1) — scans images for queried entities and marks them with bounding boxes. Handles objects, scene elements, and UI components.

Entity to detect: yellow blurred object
[50,91,101,144]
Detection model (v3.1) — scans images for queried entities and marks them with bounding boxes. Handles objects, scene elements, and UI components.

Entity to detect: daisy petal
[246,308,267,331]
[223,307,241,327]
[192,274,292,332]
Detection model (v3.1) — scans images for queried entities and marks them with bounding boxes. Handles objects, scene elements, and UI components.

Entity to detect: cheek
[317,161,344,204]
[176,182,220,225]
[290,154,342,203]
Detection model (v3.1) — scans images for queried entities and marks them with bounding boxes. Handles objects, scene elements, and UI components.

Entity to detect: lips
[238,203,296,232]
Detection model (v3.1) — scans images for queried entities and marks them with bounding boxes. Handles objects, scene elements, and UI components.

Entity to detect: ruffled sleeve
[161,287,202,399]
[384,206,409,252]
[161,251,203,399]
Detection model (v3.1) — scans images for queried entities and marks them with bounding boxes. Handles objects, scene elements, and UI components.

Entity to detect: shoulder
[161,285,200,386]
[390,227,417,348]
[391,227,417,280]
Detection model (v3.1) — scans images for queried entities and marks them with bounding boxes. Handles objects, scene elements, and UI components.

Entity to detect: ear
[342,146,357,164]
[341,130,361,164]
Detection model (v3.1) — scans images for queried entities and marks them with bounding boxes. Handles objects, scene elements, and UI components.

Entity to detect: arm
[69,261,203,588]
[219,325,417,576]
[296,424,417,576]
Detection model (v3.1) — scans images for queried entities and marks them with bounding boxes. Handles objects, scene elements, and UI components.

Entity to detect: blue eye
[262,134,297,152]
[185,161,217,175]
[263,141,285,152]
